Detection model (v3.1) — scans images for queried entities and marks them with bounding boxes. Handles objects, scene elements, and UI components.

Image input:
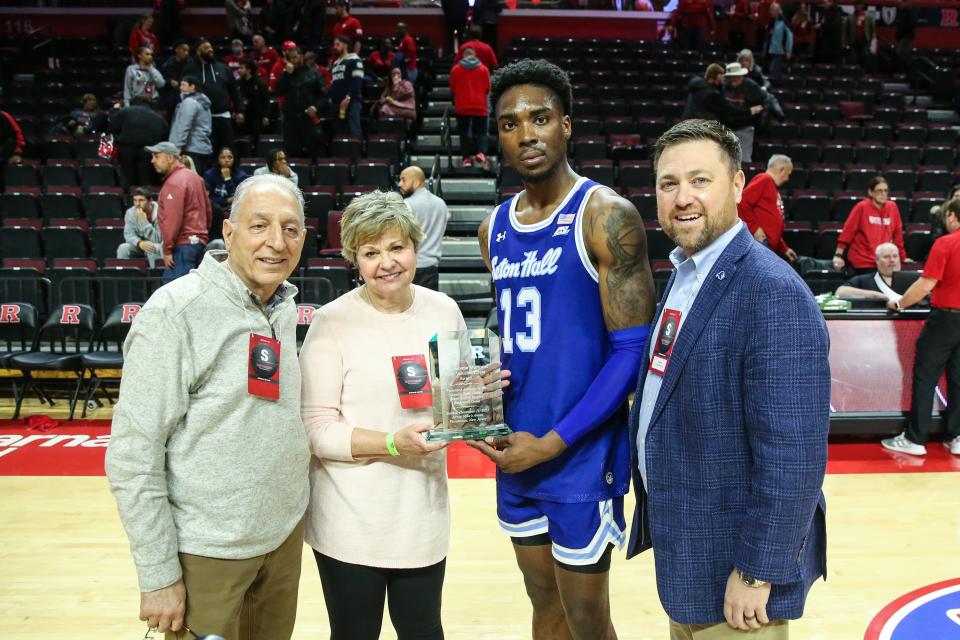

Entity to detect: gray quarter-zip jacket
[106,251,309,592]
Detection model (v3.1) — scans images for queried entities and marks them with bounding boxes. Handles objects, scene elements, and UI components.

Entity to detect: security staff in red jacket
[884,198,960,457]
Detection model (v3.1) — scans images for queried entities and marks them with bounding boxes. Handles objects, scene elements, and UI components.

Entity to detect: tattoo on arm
[598,203,656,330]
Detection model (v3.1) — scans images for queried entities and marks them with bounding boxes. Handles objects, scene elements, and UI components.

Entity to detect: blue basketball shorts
[496,488,626,568]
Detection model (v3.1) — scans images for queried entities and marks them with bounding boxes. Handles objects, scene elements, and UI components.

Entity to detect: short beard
[662,202,737,256]
[663,221,715,256]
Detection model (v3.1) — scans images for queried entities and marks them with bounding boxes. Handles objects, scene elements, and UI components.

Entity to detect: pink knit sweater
[299,286,466,568]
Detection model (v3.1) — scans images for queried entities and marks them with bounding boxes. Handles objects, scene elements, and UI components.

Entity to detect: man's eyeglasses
[143,625,224,640]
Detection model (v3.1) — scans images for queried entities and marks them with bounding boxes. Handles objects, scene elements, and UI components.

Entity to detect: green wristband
[386,432,400,457]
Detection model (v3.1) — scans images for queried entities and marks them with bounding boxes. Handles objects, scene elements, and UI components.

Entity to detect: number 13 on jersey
[499,287,541,353]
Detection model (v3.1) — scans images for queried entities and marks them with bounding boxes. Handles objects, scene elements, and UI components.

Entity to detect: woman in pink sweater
[300,190,504,639]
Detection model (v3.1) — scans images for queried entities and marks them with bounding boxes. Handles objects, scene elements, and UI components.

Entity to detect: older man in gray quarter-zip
[106,173,309,639]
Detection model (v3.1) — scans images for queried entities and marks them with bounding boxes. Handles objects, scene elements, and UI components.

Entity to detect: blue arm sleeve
[553,324,650,446]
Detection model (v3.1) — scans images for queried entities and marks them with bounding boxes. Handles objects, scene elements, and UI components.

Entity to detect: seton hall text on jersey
[491,247,563,281]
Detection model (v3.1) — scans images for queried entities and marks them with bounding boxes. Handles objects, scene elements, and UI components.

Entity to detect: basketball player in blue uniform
[470,60,656,639]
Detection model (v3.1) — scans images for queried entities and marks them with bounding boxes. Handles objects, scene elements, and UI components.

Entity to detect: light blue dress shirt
[636,221,744,487]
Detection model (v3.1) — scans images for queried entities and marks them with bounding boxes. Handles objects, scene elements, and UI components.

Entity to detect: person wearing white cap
[722,62,764,162]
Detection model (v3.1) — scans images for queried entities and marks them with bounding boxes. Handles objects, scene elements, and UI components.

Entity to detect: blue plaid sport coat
[627,225,830,625]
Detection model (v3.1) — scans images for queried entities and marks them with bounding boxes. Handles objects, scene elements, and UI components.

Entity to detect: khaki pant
[670,618,789,640]
[166,520,304,640]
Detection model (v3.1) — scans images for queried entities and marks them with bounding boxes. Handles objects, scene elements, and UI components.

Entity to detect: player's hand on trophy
[479,363,511,400]
[467,430,567,473]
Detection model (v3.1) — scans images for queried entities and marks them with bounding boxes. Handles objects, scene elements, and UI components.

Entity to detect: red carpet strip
[0,419,957,477]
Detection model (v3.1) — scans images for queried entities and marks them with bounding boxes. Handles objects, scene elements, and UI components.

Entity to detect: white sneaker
[944,436,960,455]
[881,433,927,456]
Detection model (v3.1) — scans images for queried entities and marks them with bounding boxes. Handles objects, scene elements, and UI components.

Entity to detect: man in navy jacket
[629,119,829,637]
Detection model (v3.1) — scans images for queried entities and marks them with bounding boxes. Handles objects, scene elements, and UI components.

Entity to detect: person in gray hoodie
[123,46,165,106]
[169,76,214,175]
[183,38,242,158]
[117,187,163,267]
[106,173,309,638]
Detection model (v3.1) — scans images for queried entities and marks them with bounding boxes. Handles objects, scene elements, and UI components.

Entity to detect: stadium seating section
[1,34,958,413]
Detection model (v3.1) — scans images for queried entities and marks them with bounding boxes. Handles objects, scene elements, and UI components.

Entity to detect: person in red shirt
[454,24,498,71]
[224,38,248,79]
[1,109,25,165]
[147,141,213,283]
[269,40,299,93]
[449,47,490,169]
[756,0,775,31]
[842,1,875,67]
[129,14,160,60]
[737,154,797,262]
[791,2,816,55]
[884,198,960,456]
[394,22,418,83]
[668,0,715,51]
[0,108,25,192]
[726,0,754,51]
[365,37,396,81]
[251,34,280,81]
[834,176,907,274]
[332,0,364,56]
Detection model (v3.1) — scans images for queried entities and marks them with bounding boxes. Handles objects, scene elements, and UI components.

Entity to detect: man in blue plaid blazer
[627,119,830,638]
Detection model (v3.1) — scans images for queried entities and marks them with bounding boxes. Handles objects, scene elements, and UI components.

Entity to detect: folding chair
[80,302,142,416]
[7,303,96,419]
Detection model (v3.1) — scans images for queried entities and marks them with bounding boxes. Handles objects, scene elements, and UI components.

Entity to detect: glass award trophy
[425,329,512,442]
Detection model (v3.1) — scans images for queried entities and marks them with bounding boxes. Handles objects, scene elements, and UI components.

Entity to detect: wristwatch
[895,300,904,312]
[737,569,769,589]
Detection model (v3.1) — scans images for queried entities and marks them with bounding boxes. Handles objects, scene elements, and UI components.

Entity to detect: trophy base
[426,424,512,442]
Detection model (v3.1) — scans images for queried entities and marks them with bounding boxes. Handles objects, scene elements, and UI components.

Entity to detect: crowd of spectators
[0,0,952,301]
[672,0,916,73]
[56,1,432,200]
[666,0,946,293]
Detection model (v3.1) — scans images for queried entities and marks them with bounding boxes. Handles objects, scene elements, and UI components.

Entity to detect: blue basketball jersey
[488,177,629,503]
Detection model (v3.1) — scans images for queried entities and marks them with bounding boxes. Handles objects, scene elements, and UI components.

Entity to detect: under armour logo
[496,231,507,242]
[716,271,726,280]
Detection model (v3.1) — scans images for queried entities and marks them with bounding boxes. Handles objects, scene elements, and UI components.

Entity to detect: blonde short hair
[340,190,424,265]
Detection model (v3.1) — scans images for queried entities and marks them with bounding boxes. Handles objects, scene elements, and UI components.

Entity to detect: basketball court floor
[1,400,958,639]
